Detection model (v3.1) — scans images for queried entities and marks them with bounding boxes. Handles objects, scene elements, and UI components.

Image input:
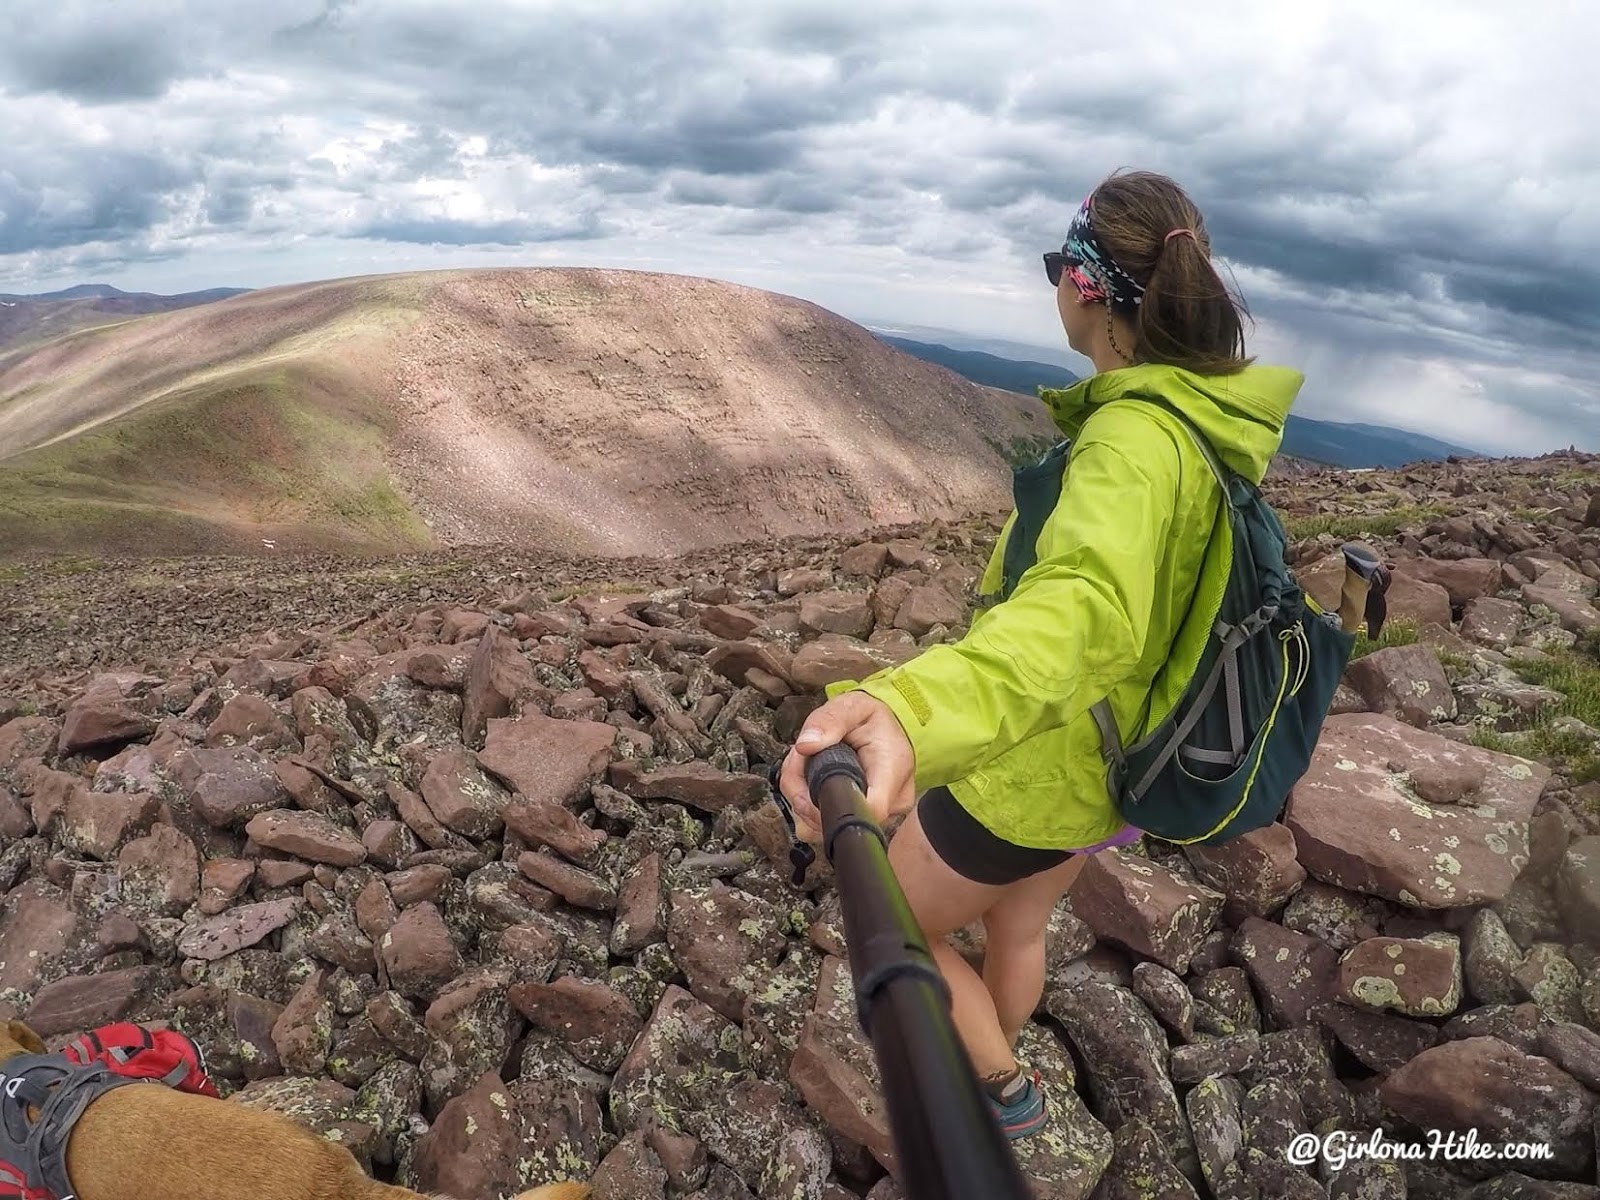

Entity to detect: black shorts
[918,785,1072,886]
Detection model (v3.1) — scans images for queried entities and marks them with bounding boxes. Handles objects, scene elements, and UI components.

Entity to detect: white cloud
[0,0,1595,452]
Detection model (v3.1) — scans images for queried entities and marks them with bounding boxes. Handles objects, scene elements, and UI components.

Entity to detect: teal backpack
[998,400,1377,846]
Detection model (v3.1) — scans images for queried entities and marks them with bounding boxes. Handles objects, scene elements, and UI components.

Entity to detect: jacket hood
[1037,362,1303,484]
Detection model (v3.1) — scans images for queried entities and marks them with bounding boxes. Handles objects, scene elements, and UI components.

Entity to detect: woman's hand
[777,691,918,841]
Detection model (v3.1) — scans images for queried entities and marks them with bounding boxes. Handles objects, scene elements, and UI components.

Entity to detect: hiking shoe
[986,1067,1046,1140]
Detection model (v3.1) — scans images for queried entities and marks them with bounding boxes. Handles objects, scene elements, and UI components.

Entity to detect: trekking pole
[786,743,1034,1200]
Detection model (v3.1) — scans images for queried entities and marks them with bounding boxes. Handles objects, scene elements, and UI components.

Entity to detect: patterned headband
[1060,193,1146,312]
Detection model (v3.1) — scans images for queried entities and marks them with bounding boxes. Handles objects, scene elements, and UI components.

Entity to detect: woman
[778,169,1304,1139]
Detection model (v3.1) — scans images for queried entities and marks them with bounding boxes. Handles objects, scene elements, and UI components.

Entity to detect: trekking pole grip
[803,743,885,866]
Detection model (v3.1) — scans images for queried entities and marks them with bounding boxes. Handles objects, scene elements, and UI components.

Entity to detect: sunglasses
[1042,248,1079,288]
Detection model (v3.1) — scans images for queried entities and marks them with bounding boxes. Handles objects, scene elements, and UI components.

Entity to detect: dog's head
[0,1020,47,1065]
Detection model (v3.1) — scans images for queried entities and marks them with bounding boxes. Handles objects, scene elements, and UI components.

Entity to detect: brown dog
[0,1021,588,1200]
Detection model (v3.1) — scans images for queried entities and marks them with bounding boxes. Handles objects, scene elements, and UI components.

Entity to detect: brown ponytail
[1089,170,1254,375]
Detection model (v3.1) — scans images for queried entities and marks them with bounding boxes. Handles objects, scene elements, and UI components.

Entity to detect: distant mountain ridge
[877,333,1485,469]
[0,284,254,358]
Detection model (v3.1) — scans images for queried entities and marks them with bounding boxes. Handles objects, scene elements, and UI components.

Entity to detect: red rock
[612,852,665,955]
[840,542,890,579]
[117,823,200,915]
[366,991,430,1063]
[272,968,333,1075]
[273,758,341,816]
[377,902,463,1001]
[798,592,874,640]
[245,810,366,867]
[198,858,254,915]
[227,991,285,1080]
[479,713,616,809]
[0,881,82,996]
[503,794,606,866]
[59,678,156,755]
[1068,850,1224,975]
[886,540,938,571]
[1397,558,1503,607]
[24,965,169,1037]
[177,897,302,961]
[204,694,297,752]
[0,717,60,781]
[462,625,542,749]
[1230,917,1340,1030]
[1285,714,1546,908]
[171,746,291,829]
[387,864,453,907]
[1461,597,1525,648]
[1337,934,1463,1016]
[608,759,767,814]
[58,786,160,861]
[700,605,763,640]
[777,567,831,596]
[1344,644,1457,727]
[517,851,616,911]
[706,640,795,688]
[590,1130,668,1200]
[360,820,418,870]
[219,658,312,698]
[1381,1037,1595,1179]
[576,649,631,700]
[354,880,400,945]
[790,636,891,691]
[1524,584,1600,633]
[420,745,510,839]
[666,882,787,1023]
[255,859,314,890]
[410,1072,526,1200]
[421,965,518,1110]
[385,781,464,851]
[406,646,474,689]
[1183,823,1306,922]
[789,1007,892,1172]
[510,975,644,1072]
[440,609,490,643]
[892,585,965,637]
[0,788,32,840]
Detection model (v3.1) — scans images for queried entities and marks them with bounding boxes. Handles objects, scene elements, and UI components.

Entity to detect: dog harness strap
[0,1054,140,1200]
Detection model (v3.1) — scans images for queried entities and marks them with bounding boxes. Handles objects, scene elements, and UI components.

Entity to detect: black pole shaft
[804,744,1033,1200]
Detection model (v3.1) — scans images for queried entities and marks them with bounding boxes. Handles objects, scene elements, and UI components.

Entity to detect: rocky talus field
[8,450,1600,1199]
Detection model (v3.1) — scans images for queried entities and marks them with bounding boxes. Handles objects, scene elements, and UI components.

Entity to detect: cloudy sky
[2,0,1595,455]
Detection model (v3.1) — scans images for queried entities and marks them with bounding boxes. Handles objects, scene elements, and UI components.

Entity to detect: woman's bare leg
[980,854,1087,1047]
[886,803,1018,1081]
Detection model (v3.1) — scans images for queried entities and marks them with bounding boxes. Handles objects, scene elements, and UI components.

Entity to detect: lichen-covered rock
[231,1074,370,1167]
[1514,942,1585,1023]
[511,975,644,1073]
[1241,1028,1358,1129]
[1345,643,1457,727]
[504,793,607,867]
[1230,917,1340,1030]
[1239,1076,1308,1174]
[420,964,519,1112]
[1183,823,1307,923]
[666,882,787,1024]
[610,984,753,1137]
[1464,908,1526,1005]
[1046,979,1194,1179]
[1131,961,1195,1040]
[1281,882,1391,952]
[1381,1036,1596,1180]
[1184,1074,1245,1198]
[1556,836,1600,938]
[171,746,292,829]
[1313,1002,1440,1073]
[352,1059,423,1168]
[421,745,512,840]
[1170,1032,1260,1086]
[1088,1116,1201,1200]
[410,1071,529,1198]
[117,823,201,916]
[1534,1021,1600,1092]
[57,786,160,861]
[178,897,302,962]
[519,851,617,911]
[1188,966,1261,1037]
[1067,850,1224,975]
[23,965,170,1037]
[1336,933,1463,1016]
[592,1129,669,1200]
[1286,714,1544,908]
[273,967,335,1075]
